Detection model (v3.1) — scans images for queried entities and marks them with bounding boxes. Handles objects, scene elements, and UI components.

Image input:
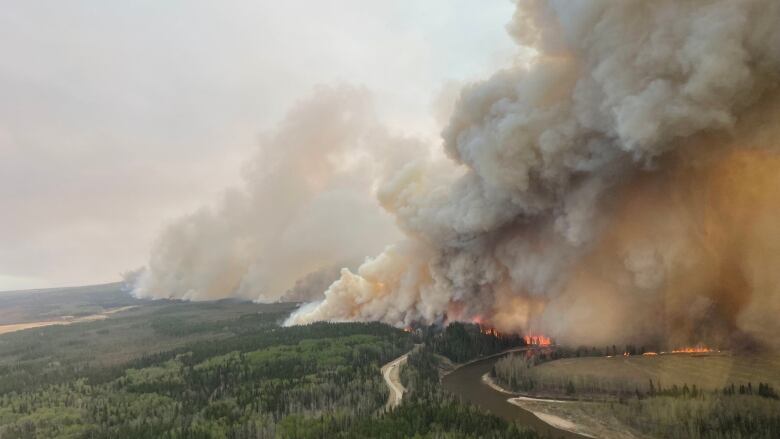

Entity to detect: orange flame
[478,325,502,337]
[523,334,552,346]
[668,346,718,354]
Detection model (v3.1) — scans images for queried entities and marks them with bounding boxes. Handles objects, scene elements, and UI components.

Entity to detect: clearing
[530,352,780,393]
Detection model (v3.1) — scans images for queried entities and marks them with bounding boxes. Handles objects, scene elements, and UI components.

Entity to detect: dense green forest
[0,327,408,438]
[419,322,523,363]
[0,300,406,438]
[0,300,298,396]
[7,291,777,438]
[0,298,542,439]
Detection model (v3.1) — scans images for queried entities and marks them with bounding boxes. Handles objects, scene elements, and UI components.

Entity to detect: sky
[0,0,517,291]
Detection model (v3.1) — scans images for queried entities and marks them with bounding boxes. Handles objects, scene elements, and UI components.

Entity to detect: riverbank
[445,347,530,373]
[441,352,587,439]
[441,348,600,437]
[484,372,644,439]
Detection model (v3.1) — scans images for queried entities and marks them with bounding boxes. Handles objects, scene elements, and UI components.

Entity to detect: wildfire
[478,325,501,337]
[606,347,716,359]
[523,334,552,347]
[472,324,553,348]
[668,346,718,354]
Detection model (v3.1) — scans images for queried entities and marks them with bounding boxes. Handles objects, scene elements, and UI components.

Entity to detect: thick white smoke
[133,85,422,301]
[288,0,780,348]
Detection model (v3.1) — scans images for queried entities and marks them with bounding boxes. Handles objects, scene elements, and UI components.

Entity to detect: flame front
[477,325,502,337]
[523,335,552,347]
[668,346,718,354]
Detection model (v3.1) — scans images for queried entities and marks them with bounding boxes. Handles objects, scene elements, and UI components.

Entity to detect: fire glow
[478,325,501,337]
[523,335,552,347]
[668,346,719,354]
[477,325,554,348]
[482,327,500,337]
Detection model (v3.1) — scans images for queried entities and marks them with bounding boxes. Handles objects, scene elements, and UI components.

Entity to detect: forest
[7,289,778,439]
[0,297,540,439]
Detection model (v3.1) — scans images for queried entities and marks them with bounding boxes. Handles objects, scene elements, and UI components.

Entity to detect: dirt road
[381,347,417,410]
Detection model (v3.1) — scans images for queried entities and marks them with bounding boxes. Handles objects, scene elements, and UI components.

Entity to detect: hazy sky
[0,1,516,291]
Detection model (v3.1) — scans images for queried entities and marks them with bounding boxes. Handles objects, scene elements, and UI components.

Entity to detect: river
[441,353,587,439]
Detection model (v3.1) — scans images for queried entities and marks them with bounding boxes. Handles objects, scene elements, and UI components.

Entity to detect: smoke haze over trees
[136,0,780,350]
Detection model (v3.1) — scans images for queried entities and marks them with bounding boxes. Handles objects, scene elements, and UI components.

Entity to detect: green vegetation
[0,308,411,437]
[589,393,780,439]
[0,289,541,439]
[494,349,780,438]
[395,346,539,439]
[494,351,780,397]
[5,286,778,439]
[0,300,297,395]
[420,322,522,363]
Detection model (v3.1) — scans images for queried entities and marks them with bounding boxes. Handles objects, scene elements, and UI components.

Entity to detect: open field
[533,353,780,393]
[511,390,780,439]
[497,352,780,398]
[495,352,780,439]
[0,282,143,325]
[0,305,138,336]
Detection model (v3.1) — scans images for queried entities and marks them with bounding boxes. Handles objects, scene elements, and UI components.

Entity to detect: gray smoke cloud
[288,0,780,349]
[133,85,423,301]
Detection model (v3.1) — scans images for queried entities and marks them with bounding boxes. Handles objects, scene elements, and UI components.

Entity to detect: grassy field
[529,352,780,394]
[497,352,780,439]
[0,282,143,325]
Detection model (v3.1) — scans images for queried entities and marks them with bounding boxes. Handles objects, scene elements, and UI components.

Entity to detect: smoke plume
[288,0,780,349]
[133,85,422,301]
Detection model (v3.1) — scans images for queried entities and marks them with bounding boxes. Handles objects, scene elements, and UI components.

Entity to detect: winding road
[381,349,413,410]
